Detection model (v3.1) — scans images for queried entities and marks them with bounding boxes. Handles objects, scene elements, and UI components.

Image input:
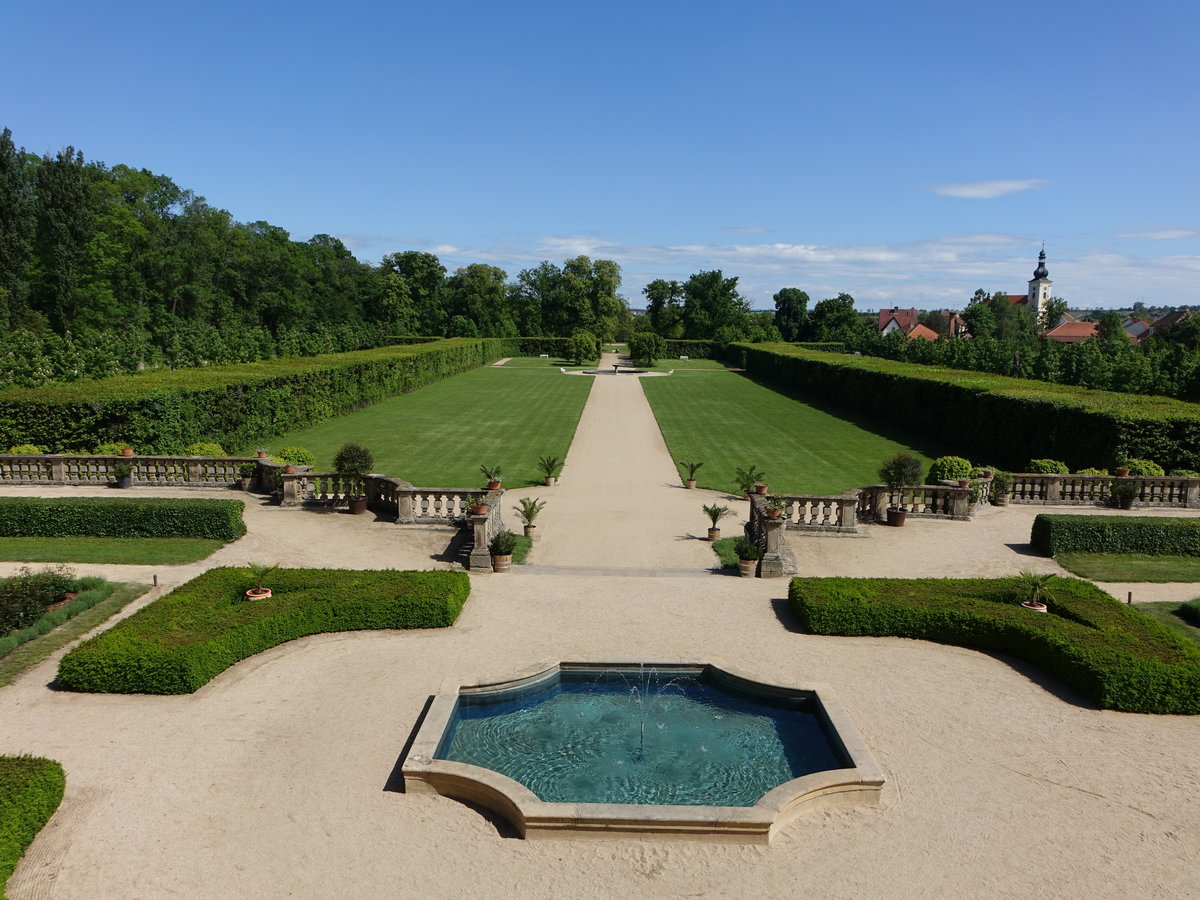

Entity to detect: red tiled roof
[1043,321,1098,343]
[906,323,940,341]
[877,307,918,332]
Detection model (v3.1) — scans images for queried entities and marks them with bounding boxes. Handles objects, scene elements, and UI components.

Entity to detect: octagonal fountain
[402,661,883,843]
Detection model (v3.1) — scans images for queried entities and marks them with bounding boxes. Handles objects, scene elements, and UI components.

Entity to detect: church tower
[1027,246,1052,323]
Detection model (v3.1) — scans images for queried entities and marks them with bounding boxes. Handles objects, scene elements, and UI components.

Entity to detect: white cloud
[1117,229,1198,240]
[722,226,768,234]
[928,179,1048,199]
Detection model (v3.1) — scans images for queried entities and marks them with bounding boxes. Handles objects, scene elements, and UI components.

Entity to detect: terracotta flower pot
[121,447,134,457]
[738,559,757,577]
[1114,468,1130,477]
[765,508,782,520]
[283,465,296,474]
[755,483,769,495]
[471,503,489,516]
[1021,600,1048,612]
[487,480,502,490]
[257,450,268,458]
[245,588,272,601]
[957,479,971,488]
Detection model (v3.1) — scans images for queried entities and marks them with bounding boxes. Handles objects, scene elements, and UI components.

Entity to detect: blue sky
[4,0,1197,310]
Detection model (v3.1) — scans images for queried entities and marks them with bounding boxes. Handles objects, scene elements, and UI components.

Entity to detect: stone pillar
[50,457,65,483]
[1044,475,1061,503]
[1186,478,1200,509]
[758,518,787,578]
[397,491,414,522]
[281,475,301,507]
[950,488,969,519]
[469,513,492,571]
[187,460,203,483]
[837,497,858,529]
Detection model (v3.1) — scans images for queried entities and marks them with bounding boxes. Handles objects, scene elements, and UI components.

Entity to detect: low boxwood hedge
[57,567,470,694]
[1031,514,1200,557]
[788,576,1200,714]
[0,497,246,542]
[1,755,65,896]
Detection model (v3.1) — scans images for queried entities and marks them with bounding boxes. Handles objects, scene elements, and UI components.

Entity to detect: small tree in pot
[480,464,503,490]
[537,455,561,486]
[333,443,374,514]
[244,562,280,601]
[878,453,923,526]
[702,503,731,541]
[488,529,517,573]
[1014,571,1054,612]
[112,462,134,489]
[679,459,703,489]
[514,496,546,538]
[732,535,762,578]
[1111,480,1139,510]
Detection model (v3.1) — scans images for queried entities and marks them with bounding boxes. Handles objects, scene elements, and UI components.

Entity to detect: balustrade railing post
[951,487,969,519]
[50,457,65,482]
[397,491,414,521]
[837,497,857,529]
[281,475,301,507]
[758,518,786,578]
[1185,478,1200,509]
[1044,475,1061,503]
[469,513,492,571]
[187,460,203,483]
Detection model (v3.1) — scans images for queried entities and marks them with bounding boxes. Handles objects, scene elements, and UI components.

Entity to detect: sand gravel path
[2,364,1199,899]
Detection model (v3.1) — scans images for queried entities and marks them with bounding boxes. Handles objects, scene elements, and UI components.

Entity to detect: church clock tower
[1027,246,1052,323]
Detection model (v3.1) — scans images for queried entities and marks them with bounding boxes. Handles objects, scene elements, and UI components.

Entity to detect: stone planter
[348,497,368,515]
[491,554,512,573]
[886,507,906,527]
[738,559,757,577]
[240,477,252,491]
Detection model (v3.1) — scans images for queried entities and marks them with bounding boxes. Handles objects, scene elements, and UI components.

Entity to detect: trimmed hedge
[1179,598,1200,628]
[57,568,470,694]
[1031,514,1200,557]
[737,343,1200,471]
[0,337,524,455]
[788,576,1200,714]
[0,755,65,896]
[0,498,246,541]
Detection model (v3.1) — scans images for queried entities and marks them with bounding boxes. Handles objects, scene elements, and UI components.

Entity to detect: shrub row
[0,565,78,635]
[0,577,116,658]
[0,337,522,455]
[0,756,66,895]
[663,340,722,359]
[0,498,246,541]
[57,568,471,694]
[1031,514,1200,557]
[738,343,1200,471]
[788,576,1200,714]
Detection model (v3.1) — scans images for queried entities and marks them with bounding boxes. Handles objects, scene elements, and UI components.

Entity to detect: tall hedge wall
[1031,514,1200,557]
[57,568,470,694]
[1,755,65,896]
[0,497,246,541]
[789,576,1200,714]
[738,343,1200,471]
[0,338,525,455]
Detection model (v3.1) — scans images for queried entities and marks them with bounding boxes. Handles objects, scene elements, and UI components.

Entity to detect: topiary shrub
[1125,458,1165,477]
[185,441,226,457]
[274,446,316,467]
[927,455,973,483]
[1169,469,1200,477]
[1026,458,1069,475]
[332,443,374,476]
[6,444,44,454]
[0,755,66,892]
[57,568,470,694]
[1179,598,1200,628]
[92,442,129,455]
[878,453,923,489]
[1073,467,1108,476]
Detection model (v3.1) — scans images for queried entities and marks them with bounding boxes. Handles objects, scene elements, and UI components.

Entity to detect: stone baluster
[758,518,786,578]
[837,496,857,528]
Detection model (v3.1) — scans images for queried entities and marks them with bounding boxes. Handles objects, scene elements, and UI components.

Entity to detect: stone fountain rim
[400,658,885,844]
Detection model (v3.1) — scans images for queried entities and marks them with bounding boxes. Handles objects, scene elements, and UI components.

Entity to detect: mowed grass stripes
[641,372,951,495]
[267,367,594,486]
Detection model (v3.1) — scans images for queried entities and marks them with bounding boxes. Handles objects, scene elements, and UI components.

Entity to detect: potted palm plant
[702,503,731,541]
[333,442,374,514]
[733,465,765,499]
[537,456,561,486]
[514,496,546,538]
[489,529,517,572]
[480,464,503,490]
[679,460,703,489]
[1014,571,1054,612]
[878,453,923,526]
[245,562,280,601]
[733,536,762,578]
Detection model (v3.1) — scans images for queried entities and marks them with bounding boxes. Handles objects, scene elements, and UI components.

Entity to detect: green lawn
[1133,601,1200,647]
[265,367,594,486]
[641,358,731,371]
[501,356,575,367]
[0,537,225,565]
[1056,553,1200,583]
[641,373,950,494]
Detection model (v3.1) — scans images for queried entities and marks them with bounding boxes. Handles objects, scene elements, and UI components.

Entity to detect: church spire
[1032,245,1049,280]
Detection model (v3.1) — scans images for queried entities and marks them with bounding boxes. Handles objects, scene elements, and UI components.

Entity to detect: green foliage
[57,568,470,694]
[0,578,118,659]
[733,465,765,495]
[628,332,667,366]
[0,338,511,454]
[479,463,503,483]
[1026,458,1069,474]
[663,340,723,359]
[513,497,545,525]
[0,497,246,541]
[737,344,1200,472]
[536,455,561,479]
[927,455,973,482]
[244,562,279,592]
[1012,571,1056,605]
[1031,514,1200,557]
[0,755,66,893]
[111,462,133,480]
[275,446,315,467]
[1110,481,1140,504]
[5,444,42,454]
[990,471,1013,495]
[702,503,731,527]
[1179,598,1200,628]
[788,576,1200,714]
[878,453,923,489]
[92,442,128,455]
[567,330,600,366]
[185,441,225,456]
[679,459,703,479]
[332,443,373,476]
[1125,458,1165,476]
[488,529,518,555]
[1074,467,1108,476]
[732,536,762,560]
[0,564,76,633]
[710,536,739,568]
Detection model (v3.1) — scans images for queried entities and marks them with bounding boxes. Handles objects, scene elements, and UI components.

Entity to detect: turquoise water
[436,668,846,807]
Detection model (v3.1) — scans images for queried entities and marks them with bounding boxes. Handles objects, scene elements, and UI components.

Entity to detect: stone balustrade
[0,453,259,488]
[1007,473,1200,507]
